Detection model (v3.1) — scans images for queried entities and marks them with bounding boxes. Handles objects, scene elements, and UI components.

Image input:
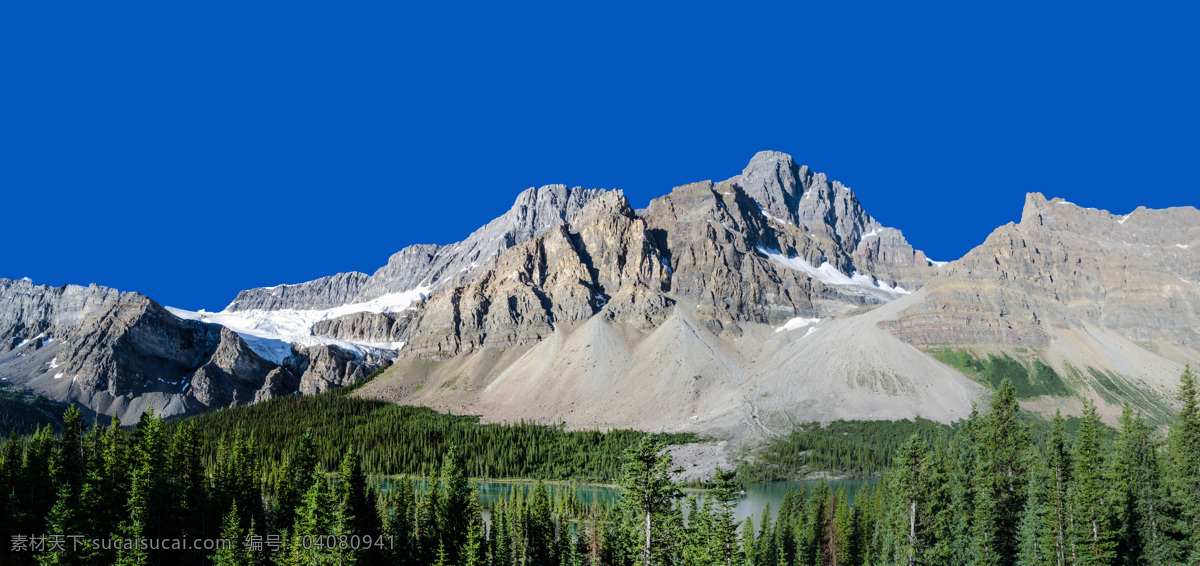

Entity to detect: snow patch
[166,285,430,363]
[927,259,949,268]
[775,317,820,333]
[756,203,788,225]
[1118,215,1130,225]
[757,246,910,301]
[20,277,32,283]
[47,357,61,369]
[54,371,64,379]
[861,229,878,239]
[1177,244,1190,250]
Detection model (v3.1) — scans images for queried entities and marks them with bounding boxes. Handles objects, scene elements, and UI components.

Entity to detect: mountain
[226,184,607,312]
[2,152,1194,436]
[0,278,392,423]
[880,192,1200,422]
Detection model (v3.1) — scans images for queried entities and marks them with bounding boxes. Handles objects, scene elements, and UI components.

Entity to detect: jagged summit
[728,151,938,290]
[227,184,609,312]
[4,153,1195,433]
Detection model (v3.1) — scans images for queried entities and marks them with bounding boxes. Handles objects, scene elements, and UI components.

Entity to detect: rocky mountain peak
[726,151,937,291]
[226,184,611,312]
[730,151,806,225]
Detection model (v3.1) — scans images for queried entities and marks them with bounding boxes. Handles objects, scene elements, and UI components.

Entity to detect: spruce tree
[436,445,471,564]
[117,409,168,566]
[888,434,929,566]
[618,435,681,565]
[1015,452,1049,566]
[1169,365,1200,564]
[338,447,381,565]
[1072,399,1116,565]
[37,405,88,566]
[274,428,320,534]
[709,467,744,566]
[1112,403,1176,565]
[214,501,253,566]
[1045,410,1072,566]
[971,379,1031,566]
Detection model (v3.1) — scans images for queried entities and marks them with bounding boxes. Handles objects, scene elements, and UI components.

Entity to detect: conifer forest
[1,367,1198,566]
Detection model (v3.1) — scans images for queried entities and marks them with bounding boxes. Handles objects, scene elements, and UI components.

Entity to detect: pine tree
[618,435,681,566]
[385,476,417,565]
[285,478,342,566]
[274,428,320,534]
[214,501,253,566]
[1169,365,1200,564]
[833,487,852,566]
[709,467,744,566]
[117,408,168,566]
[23,425,57,535]
[338,447,381,566]
[436,445,471,564]
[740,517,756,566]
[1044,410,1072,566]
[1015,452,1049,566]
[528,480,557,565]
[168,420,209,565]
[461,486,485,566]
[888,434,929,566]
[1072,399,1115,565]
[1112,403,1177,565]
[37,405,88,566]
[971,379,1031,566]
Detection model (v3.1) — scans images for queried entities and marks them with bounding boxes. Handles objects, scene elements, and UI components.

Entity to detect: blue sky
[2,2,1197,310]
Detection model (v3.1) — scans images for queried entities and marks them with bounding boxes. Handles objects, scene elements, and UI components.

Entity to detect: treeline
[0,387,62,435]
[3,366,1198,565]
[170,388,697,483]
[738,419,952,480]
[742,412,1099,482]
[864,366,1200,565]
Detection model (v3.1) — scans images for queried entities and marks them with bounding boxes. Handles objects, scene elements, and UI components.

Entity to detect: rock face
[401,158,945,358]
[882,193,1200,348]
[404,191,674,358]
[284,344,390,395]
[226,185,608,312]
[311,310,421,343]
[728,151,938,290]
[7,151,1194,436]
[0,279,279,422]
[0,279,393,422]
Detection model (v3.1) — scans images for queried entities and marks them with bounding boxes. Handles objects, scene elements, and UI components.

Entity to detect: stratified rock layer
[882,193,1200,348]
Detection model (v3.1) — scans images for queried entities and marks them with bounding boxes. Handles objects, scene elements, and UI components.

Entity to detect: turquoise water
[378,478,878,524]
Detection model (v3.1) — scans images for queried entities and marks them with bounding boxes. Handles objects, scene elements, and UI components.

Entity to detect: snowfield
[166,285,429,363]
[757,246,910,301]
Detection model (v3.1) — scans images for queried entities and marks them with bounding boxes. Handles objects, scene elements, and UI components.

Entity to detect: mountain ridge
[2,151,1194,434]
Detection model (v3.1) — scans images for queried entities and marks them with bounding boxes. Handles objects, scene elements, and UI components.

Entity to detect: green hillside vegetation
[931,348,1070,398]
[738,418,952,481]
[0,386,62,434]
[4,367,1198,565]
[167,388,698,483]
[742,411,1103,482]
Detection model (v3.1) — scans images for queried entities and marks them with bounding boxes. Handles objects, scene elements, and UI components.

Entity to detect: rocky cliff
[0,278,389,423]
[6,151,1193,435]
[227,185,608,314]
[882,193,1200,348]
[728,151,938,290]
